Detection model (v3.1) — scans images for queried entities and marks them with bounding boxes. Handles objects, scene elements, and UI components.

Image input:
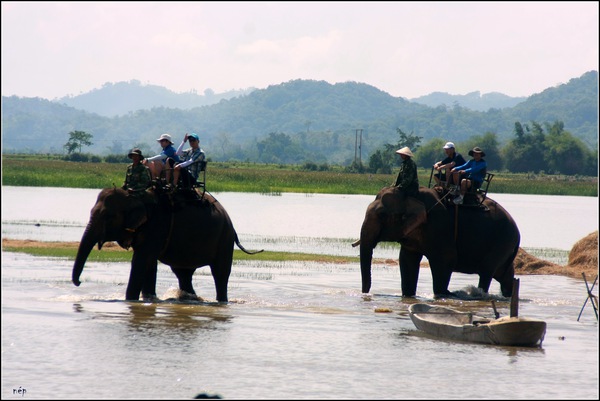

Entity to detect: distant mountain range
[52,79,526,117]
[409,91,527,112]
[2,71,597,165]
[55,79,256,117]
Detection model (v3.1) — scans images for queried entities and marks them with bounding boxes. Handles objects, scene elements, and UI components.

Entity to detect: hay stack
[513,231,598,279]
[513,247,563,275]
[568,231,598,271]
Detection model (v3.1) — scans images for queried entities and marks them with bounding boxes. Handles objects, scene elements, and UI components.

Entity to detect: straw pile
[514,231,598,279]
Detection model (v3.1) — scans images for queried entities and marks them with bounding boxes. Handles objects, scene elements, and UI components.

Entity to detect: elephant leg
[170,267,196,295]
[399,248,423,297]
[141,261,158,300]
[210,259,232,302]
[495,261,515,298]
[499,273,514,297]
[210,250,233,303]
[477,274,493,294]
[126,252,152,301]
[427,255,453,297]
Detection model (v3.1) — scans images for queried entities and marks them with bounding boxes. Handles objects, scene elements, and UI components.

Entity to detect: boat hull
[408,303,546,347]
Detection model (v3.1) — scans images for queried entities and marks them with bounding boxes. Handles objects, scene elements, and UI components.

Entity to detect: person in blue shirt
[450,146,487,205]
[144,133,181,183]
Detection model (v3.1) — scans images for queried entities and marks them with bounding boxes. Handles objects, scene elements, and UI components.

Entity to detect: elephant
[72,187,262,302]
[354,186,520,298]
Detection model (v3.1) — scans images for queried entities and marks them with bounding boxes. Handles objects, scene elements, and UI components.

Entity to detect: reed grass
[2,242,571,266]
[2,156,597,196]
[1,244,360,264]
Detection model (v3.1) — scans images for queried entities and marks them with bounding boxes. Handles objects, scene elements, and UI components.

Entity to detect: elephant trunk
[72,222,98,286]
[360,243,374,293]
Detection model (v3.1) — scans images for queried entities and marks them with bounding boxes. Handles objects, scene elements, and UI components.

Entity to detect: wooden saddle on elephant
[154,160,208,198]
[429,167,493,210]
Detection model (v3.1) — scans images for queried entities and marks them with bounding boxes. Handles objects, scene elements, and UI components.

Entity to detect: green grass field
[0,242,360,264]
[2,155,597,196]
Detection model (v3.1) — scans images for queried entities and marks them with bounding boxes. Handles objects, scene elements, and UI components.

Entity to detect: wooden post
[491,300,500,319]
[510,278,520,317]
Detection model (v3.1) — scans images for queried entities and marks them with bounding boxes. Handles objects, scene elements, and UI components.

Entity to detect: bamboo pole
[577,273,598,321]
[510,278,520,317]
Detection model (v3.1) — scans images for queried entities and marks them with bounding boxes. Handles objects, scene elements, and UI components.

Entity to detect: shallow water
[2,253,598,400]
[1,187,599,399]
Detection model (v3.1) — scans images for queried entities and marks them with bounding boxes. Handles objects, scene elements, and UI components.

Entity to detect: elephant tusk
[352,239,361,247]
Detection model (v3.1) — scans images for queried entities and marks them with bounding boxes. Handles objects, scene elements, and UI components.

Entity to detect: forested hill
[2,71,597,165]
[55,79,255,117]
[56,79,523,116]
[409,91,526,111]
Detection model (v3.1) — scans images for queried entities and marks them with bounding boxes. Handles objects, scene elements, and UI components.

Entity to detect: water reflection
[71,300,233,340]
[124,302,232,334]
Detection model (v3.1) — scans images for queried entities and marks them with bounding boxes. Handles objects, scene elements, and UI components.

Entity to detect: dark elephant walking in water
[72,187,261,301]
[354,186,520,297]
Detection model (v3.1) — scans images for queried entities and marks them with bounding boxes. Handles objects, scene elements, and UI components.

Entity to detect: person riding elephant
[72,187,262,301]
[172,133,206,191]
[433,142,467,188]
[451,146,488,205]
[393,147,419,197]
[392,147,426,238]
[354,186,520,298]
[122,148,152,195]
[143,133,181,183]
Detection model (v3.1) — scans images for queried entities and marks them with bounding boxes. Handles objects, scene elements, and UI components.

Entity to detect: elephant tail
[234,231,264,255]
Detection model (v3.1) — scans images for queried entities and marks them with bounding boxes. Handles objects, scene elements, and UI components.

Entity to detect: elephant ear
[380,187,406,214]
[398,197,427,239]
[124,198,148,233]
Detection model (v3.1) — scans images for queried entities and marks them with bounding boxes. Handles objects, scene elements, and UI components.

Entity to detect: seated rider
[143,133,180,184]
[450,146,487,205]
[392,147,426,237]
[394,147,419,197]
[172,133,206,190]
[433,142,466,188]
[122,148,152,196]
[121,148,154,247]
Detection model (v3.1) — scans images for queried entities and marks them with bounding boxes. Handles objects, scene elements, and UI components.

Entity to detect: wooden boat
[408,303,547,347]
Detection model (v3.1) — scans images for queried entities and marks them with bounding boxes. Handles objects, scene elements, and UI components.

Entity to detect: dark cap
[128,148,144,159]
[468,147,486,157]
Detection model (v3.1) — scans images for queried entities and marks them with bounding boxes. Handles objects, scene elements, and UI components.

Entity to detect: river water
[1,187,598,399]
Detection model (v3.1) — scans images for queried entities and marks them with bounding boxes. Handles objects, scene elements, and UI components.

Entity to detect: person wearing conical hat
[393,147,419,196]
[450,146,487,205]
[392,147,426,238]
[122,148,152,195]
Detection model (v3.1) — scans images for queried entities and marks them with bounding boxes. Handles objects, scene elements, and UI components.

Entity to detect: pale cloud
[1,1,597,99]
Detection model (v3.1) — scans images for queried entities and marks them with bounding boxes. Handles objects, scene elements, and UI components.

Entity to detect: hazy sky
[2,1,598,100]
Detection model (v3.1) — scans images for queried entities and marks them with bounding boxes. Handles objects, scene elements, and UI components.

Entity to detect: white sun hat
[156,133,173,144]
[443,142,455,149]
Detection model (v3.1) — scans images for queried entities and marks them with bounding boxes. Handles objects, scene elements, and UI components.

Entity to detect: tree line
[63,118,597,176]
[3,72,597,162]
[367,120,597,176]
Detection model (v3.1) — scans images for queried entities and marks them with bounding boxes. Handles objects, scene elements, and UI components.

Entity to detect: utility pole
[355,129,363,165]
[358,129,363,165]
